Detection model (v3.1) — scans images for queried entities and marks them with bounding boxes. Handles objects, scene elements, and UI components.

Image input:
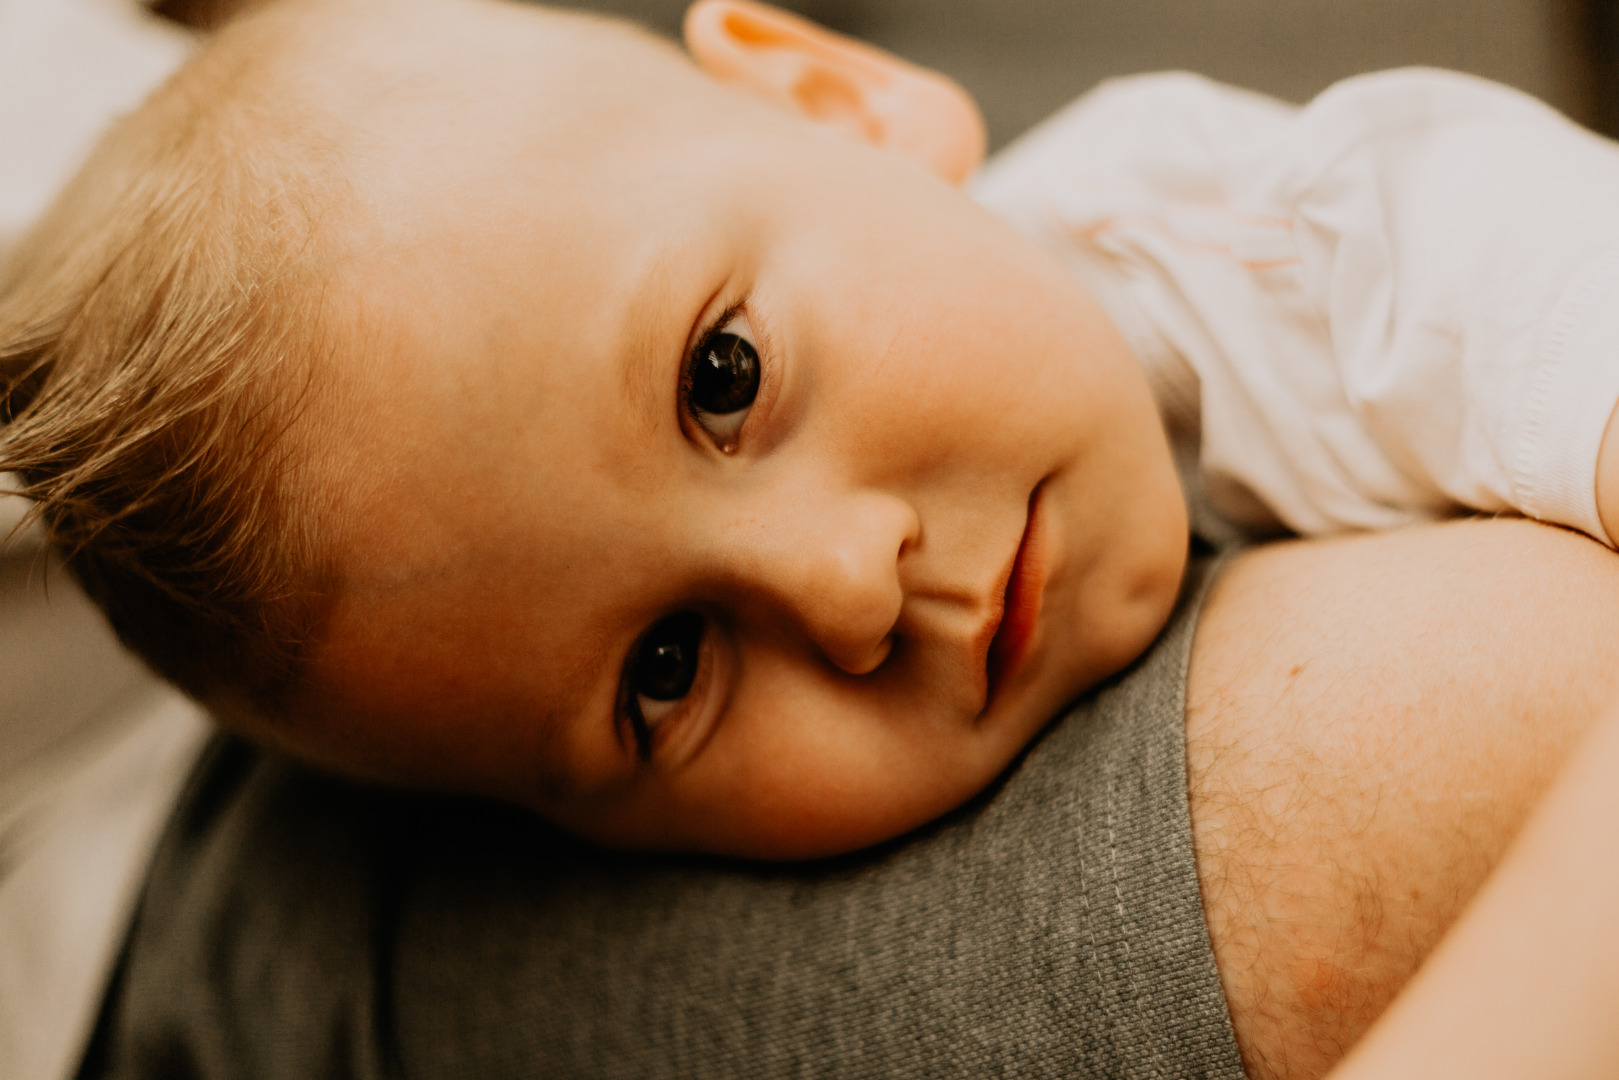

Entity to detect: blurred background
[153,0,1619,145]
[147,0,1619,147]
[541,0,1614,148]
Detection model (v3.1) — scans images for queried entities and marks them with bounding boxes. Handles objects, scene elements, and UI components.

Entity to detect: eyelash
[616,617,708,762]
[617,679,661,762]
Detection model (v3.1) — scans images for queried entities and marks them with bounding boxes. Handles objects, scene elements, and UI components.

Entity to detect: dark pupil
[632,612,705,701]
[690,332,760,415]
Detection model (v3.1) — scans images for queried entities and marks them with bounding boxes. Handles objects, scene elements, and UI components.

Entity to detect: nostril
[830,633,893,677]
[786,490,913,676]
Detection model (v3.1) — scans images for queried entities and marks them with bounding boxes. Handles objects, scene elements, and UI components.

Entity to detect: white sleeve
[976,70,1619,545]
[1253,69,1619,545]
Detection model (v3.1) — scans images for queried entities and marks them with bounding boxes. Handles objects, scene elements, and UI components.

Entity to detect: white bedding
[0,6,202,1080]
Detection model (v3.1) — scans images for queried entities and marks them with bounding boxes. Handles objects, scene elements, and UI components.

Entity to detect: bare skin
[1187,517,1619,1079]
[1328,655,1619,1080]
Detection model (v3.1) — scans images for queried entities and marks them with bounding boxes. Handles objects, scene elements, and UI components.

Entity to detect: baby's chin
[548,753,1037,863]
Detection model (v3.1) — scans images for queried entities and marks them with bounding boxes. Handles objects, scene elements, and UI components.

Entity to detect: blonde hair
[0,5,346,713]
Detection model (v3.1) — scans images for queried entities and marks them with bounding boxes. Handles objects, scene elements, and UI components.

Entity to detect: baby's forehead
[179,0,739,312]
[240,0,699,139]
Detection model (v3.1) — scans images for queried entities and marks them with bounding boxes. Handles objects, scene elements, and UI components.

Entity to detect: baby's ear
[683,0,985,185]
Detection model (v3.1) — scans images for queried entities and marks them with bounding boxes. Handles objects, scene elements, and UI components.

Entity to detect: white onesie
[973,68,1619,547]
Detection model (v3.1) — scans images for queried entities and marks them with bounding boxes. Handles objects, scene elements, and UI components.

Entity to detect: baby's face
[288,0,1186,858]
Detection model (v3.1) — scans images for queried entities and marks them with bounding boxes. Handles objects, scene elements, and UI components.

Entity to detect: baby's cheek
[683,719,988,859]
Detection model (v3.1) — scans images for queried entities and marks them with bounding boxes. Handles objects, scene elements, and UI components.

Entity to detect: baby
[3,0,1618,859]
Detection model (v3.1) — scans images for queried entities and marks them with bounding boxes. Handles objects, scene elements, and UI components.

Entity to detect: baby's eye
[623,611,705,760]
[686,313,760,450]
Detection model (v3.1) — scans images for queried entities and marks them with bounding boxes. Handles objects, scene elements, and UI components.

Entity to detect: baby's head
[0,0,1187,858]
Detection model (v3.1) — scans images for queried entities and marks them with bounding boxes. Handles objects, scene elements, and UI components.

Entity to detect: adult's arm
[1185,517,1619,1080]
[1326,686,1619,1080]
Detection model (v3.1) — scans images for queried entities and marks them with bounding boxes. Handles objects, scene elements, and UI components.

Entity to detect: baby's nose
[755,490,917,676]
[805,537,901,675]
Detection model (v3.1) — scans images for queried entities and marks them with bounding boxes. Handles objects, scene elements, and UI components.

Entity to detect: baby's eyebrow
[509,688,598,807]
[532,703,586,804]
[618,243,688,436]
[531,627,630,801]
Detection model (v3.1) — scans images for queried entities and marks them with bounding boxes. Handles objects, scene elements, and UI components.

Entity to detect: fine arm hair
[1183,517,1619,1080]
[0,7,345,717]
